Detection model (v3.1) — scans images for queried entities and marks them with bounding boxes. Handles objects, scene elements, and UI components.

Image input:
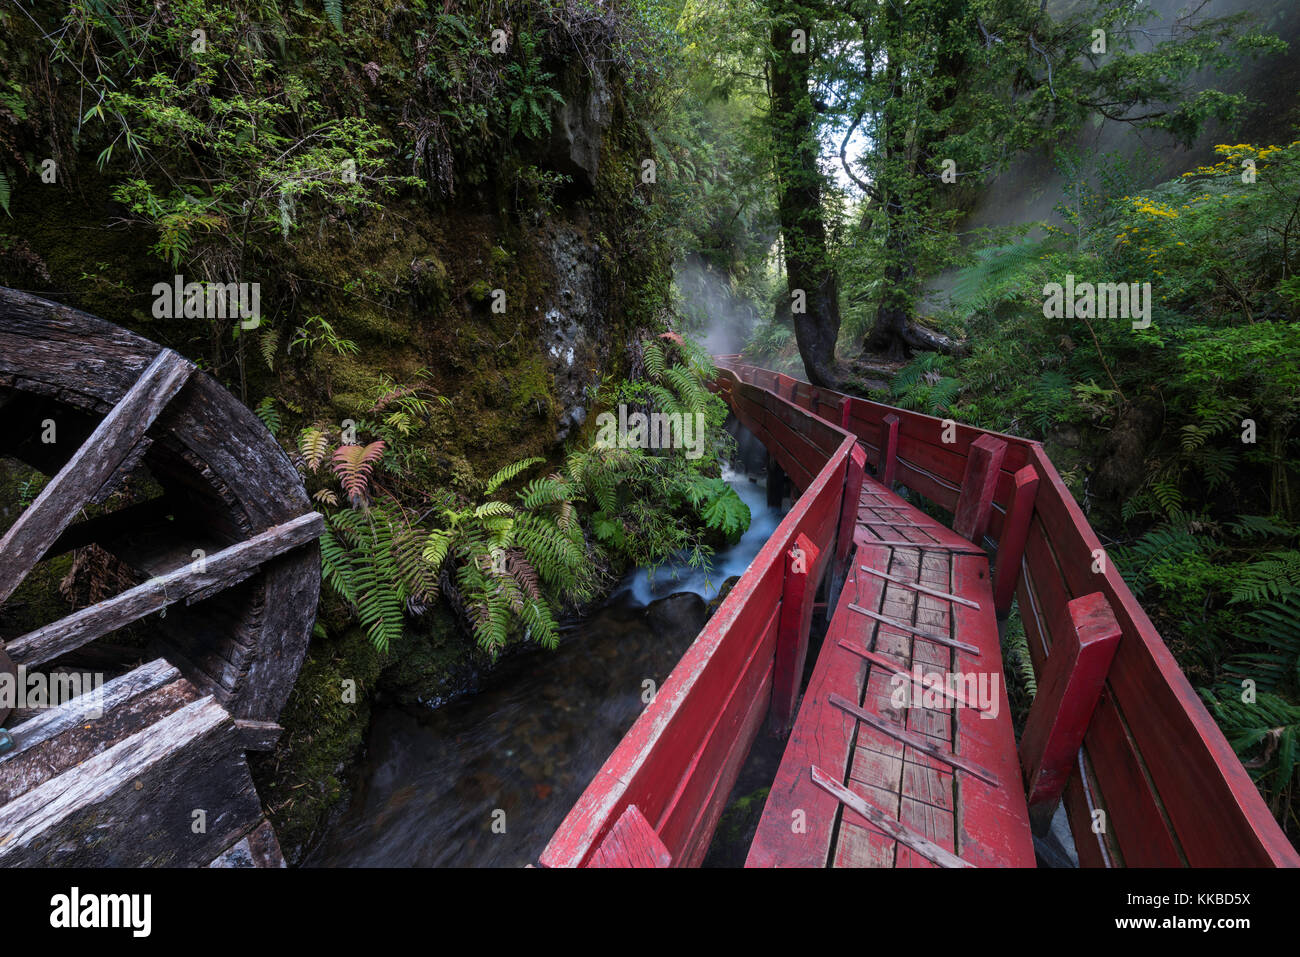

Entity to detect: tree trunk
[768,2,841,387]
[861,0,970,362]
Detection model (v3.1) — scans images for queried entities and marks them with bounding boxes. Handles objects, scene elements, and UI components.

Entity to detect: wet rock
[547,65,612,188]
[1092,399,1163,513]
[646,591,708,638]
[540,223,609,442]
[707,576,743,617]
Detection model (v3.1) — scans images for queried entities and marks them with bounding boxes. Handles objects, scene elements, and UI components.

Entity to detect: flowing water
[307,467,786,868]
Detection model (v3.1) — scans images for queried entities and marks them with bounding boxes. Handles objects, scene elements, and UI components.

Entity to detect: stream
[307,466,785,868]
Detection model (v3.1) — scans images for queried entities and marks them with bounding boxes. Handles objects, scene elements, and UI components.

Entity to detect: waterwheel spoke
[5,511,323,668]
[0,349,192,605]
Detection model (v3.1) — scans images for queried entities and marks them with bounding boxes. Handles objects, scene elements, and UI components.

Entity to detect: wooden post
[1020,592,1121,835]
[835,445,866,567]
[586,805,671,868]
[881,413,900,488]
[993,464,1040,618]
[771,533,819,736]
[953,434,1007,543]
[838,395,853,431]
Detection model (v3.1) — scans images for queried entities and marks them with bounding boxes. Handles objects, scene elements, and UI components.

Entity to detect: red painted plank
[747,546,889,867]
[771,534,820,736]
[542,411,854,867]
[1027,446,1299,866]
[949,554,1037,867]
[881,414,899,489]
[657,621,778,862]
[836,445,867,567]
[992,464,1039,617]
[1083,690,1185,866]
[953,435,1007,543]
[1020,592,1121,832]
[586,805,672,868]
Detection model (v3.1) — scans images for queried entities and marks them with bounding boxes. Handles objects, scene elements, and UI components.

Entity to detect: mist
[674,258,768,357]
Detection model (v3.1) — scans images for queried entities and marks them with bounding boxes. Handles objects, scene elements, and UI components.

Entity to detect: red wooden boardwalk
[748,475,1033,867]
[540,359,1300,869]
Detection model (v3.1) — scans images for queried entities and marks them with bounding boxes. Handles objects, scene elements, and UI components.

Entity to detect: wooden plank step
[847,602,980,654]
[810,765,972,868]
[836,641,991,715]
[855,539,987,554]
[859,564,980,609]
[0,695,263,866]
[0,660,200,805]
[828,692,999,786]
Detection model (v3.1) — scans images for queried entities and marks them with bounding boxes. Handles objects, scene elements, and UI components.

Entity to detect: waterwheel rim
[0,285,321,738]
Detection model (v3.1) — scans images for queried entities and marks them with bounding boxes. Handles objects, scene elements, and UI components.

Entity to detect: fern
[1225,599,1300,693]
[643,340,667,382]
[485,456,542,495]
[1111,520,1212,597]
[948,238,1053,313]
[260,328,279,371]
[701,487,751,538]
[298,427,331,473]
[0,169,9,216]
[1202,685,1300,816]
[332,441,386,505]
[323,0,343,32]
[1230,551,1300,604]
[254,396,280,436]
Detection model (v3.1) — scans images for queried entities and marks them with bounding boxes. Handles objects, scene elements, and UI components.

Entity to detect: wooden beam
[836,641,991,715]
[771,534,819,736]
[0,349,192,604]
[6,511,323,667]
[810,765,973,868]
[846,602,980,655]
[233,719,283,752]
[835,445,866,566]
[827,693,999,786]
[0,658,180,768]
[953,434,1007,543]
[857,539,987,554]
[993,464,1039,618]
[858,564,980,609]
[43,496,176,560]
[1020,592,1121,835]
[586,804,671,868]
[880,413,899,488]
[0,695,262,866]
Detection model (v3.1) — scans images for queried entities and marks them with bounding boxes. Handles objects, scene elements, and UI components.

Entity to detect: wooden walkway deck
[748,475,1033,867]
[541,358,1300,869]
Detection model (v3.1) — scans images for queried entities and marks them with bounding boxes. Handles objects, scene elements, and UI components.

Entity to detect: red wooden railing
[542,358,1299,867]
[716,358,1299,868]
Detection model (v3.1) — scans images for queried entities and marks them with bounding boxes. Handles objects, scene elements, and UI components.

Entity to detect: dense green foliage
[300,336,746,655]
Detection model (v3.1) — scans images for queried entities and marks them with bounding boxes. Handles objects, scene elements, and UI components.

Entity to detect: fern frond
[485,456,543,495]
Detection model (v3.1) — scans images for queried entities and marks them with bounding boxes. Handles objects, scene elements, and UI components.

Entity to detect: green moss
[249,619,385,859]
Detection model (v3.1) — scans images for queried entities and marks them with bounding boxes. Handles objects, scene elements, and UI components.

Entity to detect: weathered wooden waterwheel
[0,286,322,866]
